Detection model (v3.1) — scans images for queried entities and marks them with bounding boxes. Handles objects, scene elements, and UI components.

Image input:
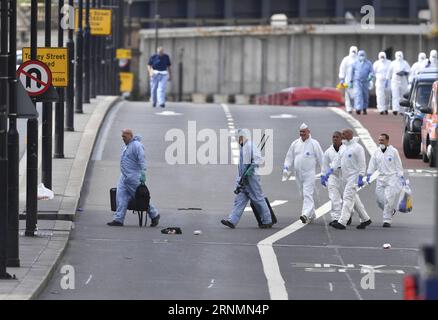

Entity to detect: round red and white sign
[16,60,52,96]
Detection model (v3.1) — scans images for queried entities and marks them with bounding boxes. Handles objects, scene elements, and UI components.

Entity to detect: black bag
[250,197,277,226]
[133,183,150,211]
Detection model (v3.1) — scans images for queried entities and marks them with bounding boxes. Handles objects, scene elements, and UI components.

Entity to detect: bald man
[107,129,160,227]
[325,129,371,230]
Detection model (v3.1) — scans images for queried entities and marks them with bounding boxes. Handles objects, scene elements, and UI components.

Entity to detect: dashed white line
[329,282,333,292]
[85,275,93,285]
[222,104,239,165]
[208,279,215,289]
[391,283,398,293]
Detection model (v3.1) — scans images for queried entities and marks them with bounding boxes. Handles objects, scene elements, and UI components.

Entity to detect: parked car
[420,80,438,167]
[400,69,438,158]
[260,87,344,107]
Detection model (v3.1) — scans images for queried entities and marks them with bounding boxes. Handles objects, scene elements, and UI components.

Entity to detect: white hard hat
[299,123,309,130]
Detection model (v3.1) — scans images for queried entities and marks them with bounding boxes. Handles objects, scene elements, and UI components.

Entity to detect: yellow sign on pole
[22,47,69,87]
[116,49,132,60]
[75,8,112,36]
[120,72,134,93]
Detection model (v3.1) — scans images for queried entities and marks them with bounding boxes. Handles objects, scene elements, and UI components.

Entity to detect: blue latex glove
[325,168,334,178]
[367,74,373,81]
[244,165,255,177]
[358,175,364,188]
[320,175,327,187]
[400,176,406,186]
[340,78,344,84]
[384,79,389,88]
[139,171,146,184]
[366,173,371,184]
[349,82,354,89]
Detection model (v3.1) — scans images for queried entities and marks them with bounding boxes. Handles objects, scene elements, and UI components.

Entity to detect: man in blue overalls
[147,47,172,108]
[221,129,273,229]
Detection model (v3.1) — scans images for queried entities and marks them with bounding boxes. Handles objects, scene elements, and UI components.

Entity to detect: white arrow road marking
[155,110,183,116]
[85,275,93,285]
[270,114,297,119]
[208,279,215,289]
[244,200,288,212]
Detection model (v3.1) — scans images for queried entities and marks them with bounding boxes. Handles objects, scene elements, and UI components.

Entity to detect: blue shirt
[148,53,171,71]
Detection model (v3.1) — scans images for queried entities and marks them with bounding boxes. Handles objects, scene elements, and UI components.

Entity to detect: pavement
[27,102,434,300]
[0,95,120,300]
[349,108,429,170]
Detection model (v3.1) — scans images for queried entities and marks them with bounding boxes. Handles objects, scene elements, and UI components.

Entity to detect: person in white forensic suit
[373,52,391,115]
[283,123,324,224]
[323,129,372,230]
[387,51,410,115]
[423,49,438,69]
[339,46,358,113]
[366,133,405,228]
[409,52,427,86]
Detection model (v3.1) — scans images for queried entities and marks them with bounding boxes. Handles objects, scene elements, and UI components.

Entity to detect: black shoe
[392,209,397,216]
[380,111,384,115]
[259,223,273,229]
[107,220,123,227]
[331,221,346,230]
[393,111,398,115]
[348,111,353,114]
[356,219,372,229]
[159,104,165,108]
[363,109,367,115]
[385,110,389,115]
[383,222,391,228]
[329,220,338,227]
[347,217,352,226]
[221,219,235,229]
[152,103,156,108]
[299,215,308,224]
[150,214,160,227]
[356,110,361,115]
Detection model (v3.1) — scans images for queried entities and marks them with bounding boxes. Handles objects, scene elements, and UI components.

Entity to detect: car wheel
[403,132,420,159]
[430,145,437,168]
[422,148,429,163]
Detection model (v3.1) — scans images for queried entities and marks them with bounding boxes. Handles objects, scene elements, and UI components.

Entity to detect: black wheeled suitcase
[250,197,277,226]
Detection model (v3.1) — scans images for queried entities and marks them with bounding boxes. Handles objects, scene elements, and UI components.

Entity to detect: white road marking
[85,275,93,285]
[155,110,183,116]
[222,104,239,165]
[258,107,378,300]
[391,283,398,293]
[92,101,123,161]
[270,114,297,119]
[329,282,333,292]
[208,279,215,289]
[244,200,288,212]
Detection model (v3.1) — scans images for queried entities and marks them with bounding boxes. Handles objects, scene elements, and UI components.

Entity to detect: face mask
[359,56,365,62]
[379,144,386,150]
[342,139,348,145]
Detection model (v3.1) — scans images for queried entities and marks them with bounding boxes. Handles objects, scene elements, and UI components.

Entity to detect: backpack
[132,183,150,211]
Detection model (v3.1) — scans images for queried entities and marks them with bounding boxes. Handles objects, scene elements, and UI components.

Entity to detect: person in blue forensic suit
[107,129,160,227]
[221,129,273,229]
[147,46,172,108]
[349,50,374,115]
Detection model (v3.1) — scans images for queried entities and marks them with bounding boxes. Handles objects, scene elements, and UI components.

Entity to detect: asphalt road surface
[39,101,435,300]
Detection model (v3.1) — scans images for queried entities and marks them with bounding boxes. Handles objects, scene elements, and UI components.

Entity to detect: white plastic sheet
[37,183,54,200]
